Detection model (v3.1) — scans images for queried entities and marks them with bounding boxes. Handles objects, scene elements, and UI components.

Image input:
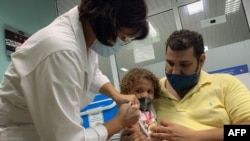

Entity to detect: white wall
[144,39,250,79]
[144,61,165,78]
[144,0,250,79]
[243,0,250,28]
[203,39,250,72]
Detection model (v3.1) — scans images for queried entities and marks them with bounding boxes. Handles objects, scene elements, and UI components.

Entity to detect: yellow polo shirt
[153,70,250,130]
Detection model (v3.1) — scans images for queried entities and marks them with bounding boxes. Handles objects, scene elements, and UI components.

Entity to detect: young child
[119,67,160,139]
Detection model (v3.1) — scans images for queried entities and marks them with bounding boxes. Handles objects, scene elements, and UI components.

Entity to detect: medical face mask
[166,72,199,92]
[139,98,153,111]
[90,38,124,57]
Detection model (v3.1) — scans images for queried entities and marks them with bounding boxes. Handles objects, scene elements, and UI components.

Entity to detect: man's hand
[121,127,152,141]
[150,120,196,141]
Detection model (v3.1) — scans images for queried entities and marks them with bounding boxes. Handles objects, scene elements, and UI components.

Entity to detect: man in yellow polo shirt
[150,29,250,141]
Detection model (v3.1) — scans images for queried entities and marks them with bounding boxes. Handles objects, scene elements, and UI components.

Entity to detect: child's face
[129,78,154,100]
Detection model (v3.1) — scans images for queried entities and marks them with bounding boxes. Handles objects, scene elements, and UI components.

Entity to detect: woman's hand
[114,93,140,106]
[116,102,140,128]
[99,83,139,106]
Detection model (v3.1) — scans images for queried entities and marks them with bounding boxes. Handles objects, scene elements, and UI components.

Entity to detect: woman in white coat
[0,0,149,141]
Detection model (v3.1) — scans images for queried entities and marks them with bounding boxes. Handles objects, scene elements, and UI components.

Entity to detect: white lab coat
[0,6,110,141]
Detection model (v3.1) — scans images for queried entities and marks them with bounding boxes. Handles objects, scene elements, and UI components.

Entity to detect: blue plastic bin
[80,94,118,128]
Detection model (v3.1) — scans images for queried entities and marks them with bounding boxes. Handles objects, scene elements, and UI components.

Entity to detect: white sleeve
[18,50,108,141]
[90,55,110,94]
[85,126,108,141]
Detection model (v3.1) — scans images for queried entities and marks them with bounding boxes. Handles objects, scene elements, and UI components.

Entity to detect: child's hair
[120,67,160,98]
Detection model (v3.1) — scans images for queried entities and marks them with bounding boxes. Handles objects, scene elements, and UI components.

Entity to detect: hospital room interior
[1,0,250,140]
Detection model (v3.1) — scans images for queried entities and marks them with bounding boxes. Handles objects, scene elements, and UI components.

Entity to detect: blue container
[80,94,118,128]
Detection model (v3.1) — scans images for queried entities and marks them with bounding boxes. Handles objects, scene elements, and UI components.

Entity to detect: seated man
[122,29,250,141]
[151,29,250,141]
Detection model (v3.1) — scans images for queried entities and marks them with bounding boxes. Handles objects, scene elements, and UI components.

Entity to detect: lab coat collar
[68,6,89,74]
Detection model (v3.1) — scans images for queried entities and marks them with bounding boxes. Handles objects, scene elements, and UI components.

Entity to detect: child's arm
[120,122,148,141]
[132,122,141,132]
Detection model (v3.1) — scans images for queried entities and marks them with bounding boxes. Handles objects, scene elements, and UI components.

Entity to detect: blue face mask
[166,72,199,92]
[90,38,124,57]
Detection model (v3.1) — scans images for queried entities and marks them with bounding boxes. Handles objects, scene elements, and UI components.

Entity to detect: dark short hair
[166,29,204,59]
[120,67,160,98]
[79,0,149,46]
